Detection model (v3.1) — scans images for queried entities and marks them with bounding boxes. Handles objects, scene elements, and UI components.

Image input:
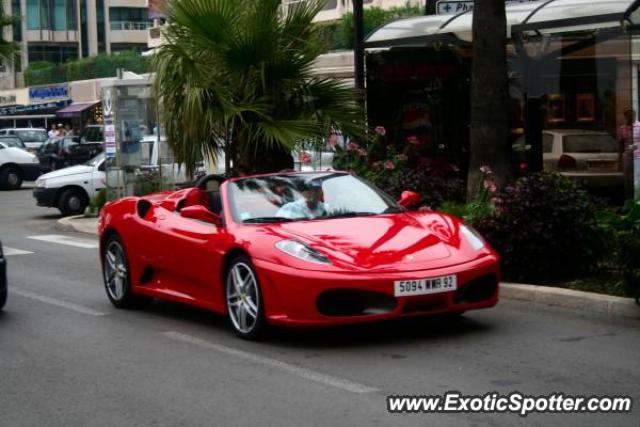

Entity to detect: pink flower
[374,126,386,136]
[395,154,408,161]
[479,165,492,174]
[383,160,395,170]
[483,179,497,193]
[347,142,359,151]
[299,151,311,163]
[358,148,368,157]
[407,135,419,145]
[328,134,339,146]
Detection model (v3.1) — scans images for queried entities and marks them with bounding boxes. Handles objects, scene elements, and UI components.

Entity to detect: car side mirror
[397,190,421,209]
[180,205,222,226]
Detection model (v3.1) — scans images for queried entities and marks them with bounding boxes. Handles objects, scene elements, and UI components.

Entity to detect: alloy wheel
[226,262,260,334]
[104,240,128,301]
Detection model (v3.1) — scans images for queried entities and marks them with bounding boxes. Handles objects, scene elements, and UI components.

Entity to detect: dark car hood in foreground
[261,212,469,272]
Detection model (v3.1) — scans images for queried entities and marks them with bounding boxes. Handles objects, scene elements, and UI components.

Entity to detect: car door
[153,203,228,311]
[91,159,106,196]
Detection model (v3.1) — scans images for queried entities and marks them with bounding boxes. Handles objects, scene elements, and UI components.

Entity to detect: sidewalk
[55,215,639,320]
[55,215,98,235]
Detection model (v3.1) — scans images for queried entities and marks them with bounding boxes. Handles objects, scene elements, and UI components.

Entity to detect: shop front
[0,84,71,129]
[365,0,640,200]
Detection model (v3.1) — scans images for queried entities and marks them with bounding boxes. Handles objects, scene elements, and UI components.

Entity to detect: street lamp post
[353,0,365,91]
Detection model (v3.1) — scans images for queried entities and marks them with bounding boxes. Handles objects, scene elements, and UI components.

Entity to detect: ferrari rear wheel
[102,234,151,309]
[226,256,266,340]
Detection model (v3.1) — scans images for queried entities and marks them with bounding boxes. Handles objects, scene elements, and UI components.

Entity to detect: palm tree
[467,0,510,198]
[153,0,365,176]
[0,2,20,66]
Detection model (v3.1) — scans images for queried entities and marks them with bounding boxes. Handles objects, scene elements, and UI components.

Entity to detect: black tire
[102,233,152,309]
[0,166,22,190]
[0,289,6,310]
[58,188,88,216]
[225,255,267,340]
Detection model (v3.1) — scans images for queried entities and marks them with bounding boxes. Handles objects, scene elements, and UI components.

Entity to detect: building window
[26,0,78,31]
[28,44,79,64]
[11,0,22,41]
[80,0,88,57]
[109,7,153,30]
[96,0,105,53]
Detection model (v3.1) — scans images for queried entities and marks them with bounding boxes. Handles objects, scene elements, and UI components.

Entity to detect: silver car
[514,129,623,188]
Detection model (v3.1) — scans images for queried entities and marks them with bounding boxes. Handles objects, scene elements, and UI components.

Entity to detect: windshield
[0,137,25,148]
[228,173,400,224]
[15,129,47,142]
[85,153,105,167]
[81,126,103,143]
[563,134,618,153]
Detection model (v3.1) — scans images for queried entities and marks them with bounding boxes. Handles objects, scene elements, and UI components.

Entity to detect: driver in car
[276,180,326,219]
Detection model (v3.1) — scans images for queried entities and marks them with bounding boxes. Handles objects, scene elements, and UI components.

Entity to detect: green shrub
[475,172,601,283]
[24,51,150,86]
[335,3,422,50]
[597,200,640,300]
[88,188,107,215]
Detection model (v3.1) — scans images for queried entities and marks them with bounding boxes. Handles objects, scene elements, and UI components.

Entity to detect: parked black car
[37,137,103,173]
[0,241,6,310]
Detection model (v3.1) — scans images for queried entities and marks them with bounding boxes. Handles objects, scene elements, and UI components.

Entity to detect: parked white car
[513,129,623,188]
[33,154,106,216]
[0,128,48,152]
[0,139,41,190]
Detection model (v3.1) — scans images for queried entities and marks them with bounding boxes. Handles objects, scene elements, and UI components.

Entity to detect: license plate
[394,275,457,297]
[587,161,618,171]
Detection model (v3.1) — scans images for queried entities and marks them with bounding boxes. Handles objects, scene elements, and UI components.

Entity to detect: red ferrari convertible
[99,171,499,339]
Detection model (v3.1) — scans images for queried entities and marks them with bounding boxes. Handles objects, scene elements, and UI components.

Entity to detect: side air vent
[139,267,154,285]
[137,200,152,219]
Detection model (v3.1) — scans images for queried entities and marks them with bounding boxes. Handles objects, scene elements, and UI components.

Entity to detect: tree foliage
[0,4,20,66]
[153,0,365,175]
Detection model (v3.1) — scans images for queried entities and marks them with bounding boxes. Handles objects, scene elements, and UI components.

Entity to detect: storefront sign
[104,123,116,159]
[436,0,537,14]
[29,85,69,102]
[0,100,71,116]
[436,0,474,14]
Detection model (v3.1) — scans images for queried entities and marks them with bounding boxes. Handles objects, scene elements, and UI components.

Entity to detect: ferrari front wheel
[102,234,151,309]
[225,256,266,340]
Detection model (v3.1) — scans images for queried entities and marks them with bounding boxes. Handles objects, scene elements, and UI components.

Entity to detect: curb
[55,215,99,236]
[501,283,639,320]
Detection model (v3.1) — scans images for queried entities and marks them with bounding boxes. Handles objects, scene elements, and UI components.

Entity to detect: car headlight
[35,179,47,188]
[460,224,486,251]
[275,240,331,264]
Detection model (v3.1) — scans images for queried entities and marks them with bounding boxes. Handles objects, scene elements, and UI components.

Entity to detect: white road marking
[11,288,107,317]
[3,247,34,256]
[162,331,379,394]
[27,234,98,249]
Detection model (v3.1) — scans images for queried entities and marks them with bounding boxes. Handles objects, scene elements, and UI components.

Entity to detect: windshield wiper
[324,211,378,219]
[242,217,297,223]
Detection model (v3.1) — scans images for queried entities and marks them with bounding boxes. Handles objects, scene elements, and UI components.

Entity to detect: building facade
[1,0,153,89]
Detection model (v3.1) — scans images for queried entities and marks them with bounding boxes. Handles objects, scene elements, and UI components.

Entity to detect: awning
[365,0,640,48]
[56,101,99,117]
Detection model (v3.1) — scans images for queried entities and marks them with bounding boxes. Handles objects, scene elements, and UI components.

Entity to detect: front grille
[316,289,396,317]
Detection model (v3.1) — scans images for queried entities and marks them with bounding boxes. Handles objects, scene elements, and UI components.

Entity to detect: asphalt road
[1,185,639,427]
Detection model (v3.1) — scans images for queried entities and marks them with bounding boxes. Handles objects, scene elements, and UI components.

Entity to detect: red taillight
[558,154,577,169]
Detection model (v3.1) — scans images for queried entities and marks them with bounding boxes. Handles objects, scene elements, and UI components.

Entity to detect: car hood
[259,212,468,272]
[40,164,93,180]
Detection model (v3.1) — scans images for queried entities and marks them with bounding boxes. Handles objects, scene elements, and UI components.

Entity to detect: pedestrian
[617,108,640,197]
[64,124,74,137]
[57,123,66,137]
[48,124,58,138]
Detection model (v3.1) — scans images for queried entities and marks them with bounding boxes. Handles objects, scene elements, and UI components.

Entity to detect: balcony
[110,21,153,31]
